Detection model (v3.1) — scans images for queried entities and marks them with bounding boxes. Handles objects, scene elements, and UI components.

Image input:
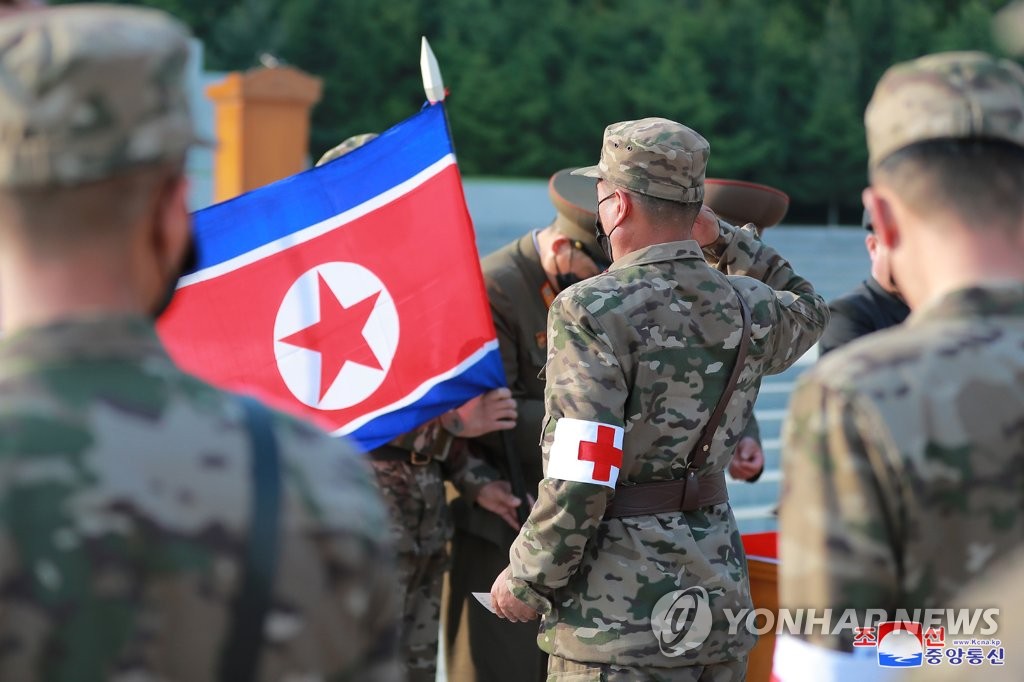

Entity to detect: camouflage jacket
[508,222,827,667]
[373,420,498,557]
[0,316,401,682]
[780,283,1024,650]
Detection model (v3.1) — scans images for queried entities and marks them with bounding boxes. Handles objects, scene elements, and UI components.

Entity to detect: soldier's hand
[442,387,517,438]
[693,205,721,247]
[476,480,523,530]
[728,436,764,481]
[490,566,539,622]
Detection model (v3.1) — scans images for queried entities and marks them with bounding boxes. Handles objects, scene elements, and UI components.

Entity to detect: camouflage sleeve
[507,292,622,613]
[779,374,904,651]
[704,220,829,373]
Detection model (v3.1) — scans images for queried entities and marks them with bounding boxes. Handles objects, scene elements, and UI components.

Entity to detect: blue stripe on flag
[346,347,506,451]
[191,104,453,272]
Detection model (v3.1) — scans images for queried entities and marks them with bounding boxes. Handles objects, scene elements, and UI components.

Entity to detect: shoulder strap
[219,397,282,682]
[688,286,752,472]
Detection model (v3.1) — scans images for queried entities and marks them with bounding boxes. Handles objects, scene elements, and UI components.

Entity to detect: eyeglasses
[594,192,617,261]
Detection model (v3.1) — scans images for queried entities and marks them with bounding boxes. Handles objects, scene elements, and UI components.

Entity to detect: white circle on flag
[274,262,399,410]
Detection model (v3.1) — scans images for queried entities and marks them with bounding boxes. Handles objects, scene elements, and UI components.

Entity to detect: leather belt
[603,471,729,519]
[371,444,434,466]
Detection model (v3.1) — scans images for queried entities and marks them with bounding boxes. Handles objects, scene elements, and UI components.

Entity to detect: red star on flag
[278,274,382,400]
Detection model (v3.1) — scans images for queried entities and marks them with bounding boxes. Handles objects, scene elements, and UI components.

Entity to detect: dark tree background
[57,0,1011,222]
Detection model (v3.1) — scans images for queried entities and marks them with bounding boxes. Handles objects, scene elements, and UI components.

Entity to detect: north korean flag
[157,103,505,450]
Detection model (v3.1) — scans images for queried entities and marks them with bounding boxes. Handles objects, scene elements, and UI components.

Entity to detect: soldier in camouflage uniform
[0,5,401,681]
[490,117,828,681]
[318,135,524,682]
[775,52,1024,675]
[446,168,610,682]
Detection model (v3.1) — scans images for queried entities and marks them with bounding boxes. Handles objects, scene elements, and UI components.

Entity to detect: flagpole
[420,38,529,526]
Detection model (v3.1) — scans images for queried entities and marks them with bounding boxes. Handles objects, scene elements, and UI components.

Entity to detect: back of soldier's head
[865,51,1024,233]
[0,4,199,247]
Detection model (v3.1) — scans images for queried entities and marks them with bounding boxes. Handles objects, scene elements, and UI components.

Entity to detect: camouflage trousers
[396,549,448,682]
[546,655,748,681]
[370,458,451,681]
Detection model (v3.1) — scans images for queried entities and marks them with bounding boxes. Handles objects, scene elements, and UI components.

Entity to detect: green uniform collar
[0,314,170,366]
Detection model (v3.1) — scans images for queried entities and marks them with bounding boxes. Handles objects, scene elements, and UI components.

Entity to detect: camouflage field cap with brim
[315,133,379,167]
[703,178,790,230]
[0,4,203,188]
[865,51,1024,169]
[548,167,608,265]
[572,117,709,203]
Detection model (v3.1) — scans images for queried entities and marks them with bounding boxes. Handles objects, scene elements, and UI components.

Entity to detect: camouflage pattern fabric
[780,284,1024,651]
[572,118,709,203]
[865,51,1024,168]
[906,545,1022,682]
[546,654,748,681]
[507,221,828,669]
[0,5,202,188]
[0,315,401,681]
[372,419,498,679]
[316,133,379,167]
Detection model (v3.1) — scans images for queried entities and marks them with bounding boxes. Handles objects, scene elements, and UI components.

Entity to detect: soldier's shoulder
[802,319,959,394]
[480,238,525,276]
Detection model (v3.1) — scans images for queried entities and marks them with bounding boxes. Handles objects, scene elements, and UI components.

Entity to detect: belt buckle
[409,451,432,467]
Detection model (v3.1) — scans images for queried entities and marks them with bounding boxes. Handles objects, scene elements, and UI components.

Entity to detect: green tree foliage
[56,0,1015,222]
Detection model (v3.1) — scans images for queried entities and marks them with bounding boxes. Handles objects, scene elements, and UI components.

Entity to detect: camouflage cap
[0,4,200,188]
[994,1,1024,56]
[865,51,1024,168]
[316,133,379,167]
[548,167,604,260]
[572,117,709,203]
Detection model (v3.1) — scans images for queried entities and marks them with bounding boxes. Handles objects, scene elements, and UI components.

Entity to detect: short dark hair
[871,139,1024,234]
[627,190,702,230]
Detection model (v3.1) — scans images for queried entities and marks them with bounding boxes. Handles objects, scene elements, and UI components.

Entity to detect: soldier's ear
[152,173,192,277]
[863,187,899,251]
[549,234,572,256]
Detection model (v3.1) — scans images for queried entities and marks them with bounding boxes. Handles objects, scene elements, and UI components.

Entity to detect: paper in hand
[472,591,497,615]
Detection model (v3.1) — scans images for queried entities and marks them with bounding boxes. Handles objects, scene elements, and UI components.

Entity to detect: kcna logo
[274,262,399,410]
[651,585,714,656]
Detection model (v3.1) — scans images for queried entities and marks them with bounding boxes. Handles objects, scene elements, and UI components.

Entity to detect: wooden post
[206,66,323,203]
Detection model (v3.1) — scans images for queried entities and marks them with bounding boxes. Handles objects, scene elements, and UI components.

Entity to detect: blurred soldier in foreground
[445,168,609,682]
[491,117,828,680]
[0,6,400,681]
[817,208,909,356]
[318,135,523,682]
[776,51,1024,677]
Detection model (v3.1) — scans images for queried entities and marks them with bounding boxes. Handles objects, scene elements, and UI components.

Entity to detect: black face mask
[153,238,198,320]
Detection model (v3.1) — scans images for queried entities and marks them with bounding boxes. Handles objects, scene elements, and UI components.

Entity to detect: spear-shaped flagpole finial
[421,37,446,104]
